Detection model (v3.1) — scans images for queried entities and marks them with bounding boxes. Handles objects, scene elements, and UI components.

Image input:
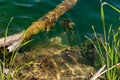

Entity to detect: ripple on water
[14,16,33,20]
[0,0,6,2]
[11,0,41,7]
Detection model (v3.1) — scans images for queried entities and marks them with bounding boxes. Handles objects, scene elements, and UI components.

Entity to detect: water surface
[0,0,120,47]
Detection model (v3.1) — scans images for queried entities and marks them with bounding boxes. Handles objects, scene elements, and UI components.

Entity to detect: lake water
[0,0,120,48]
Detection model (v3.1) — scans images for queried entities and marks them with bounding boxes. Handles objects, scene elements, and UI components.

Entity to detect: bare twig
[90,63,120,80]
[90,65,106,80]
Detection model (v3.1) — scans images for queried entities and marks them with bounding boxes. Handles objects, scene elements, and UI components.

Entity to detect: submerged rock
[50,37,62,44]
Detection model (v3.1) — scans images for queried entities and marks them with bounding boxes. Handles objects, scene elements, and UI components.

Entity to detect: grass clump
[0,18,33,80]
[86,0,120,80]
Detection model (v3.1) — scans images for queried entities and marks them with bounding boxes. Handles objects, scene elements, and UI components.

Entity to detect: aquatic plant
[86,0,120,80]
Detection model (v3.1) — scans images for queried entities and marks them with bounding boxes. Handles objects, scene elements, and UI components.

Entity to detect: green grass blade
[104,2,120,13]
[92,25,105,65]
[5,17,14,37]
[85,34,104,65]
[21,39,33,47]
[101,1,107,45]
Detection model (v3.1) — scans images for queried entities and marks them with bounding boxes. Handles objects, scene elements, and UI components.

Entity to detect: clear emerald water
[0,0,120,48]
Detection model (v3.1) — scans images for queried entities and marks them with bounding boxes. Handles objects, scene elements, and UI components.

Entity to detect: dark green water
[0,0,120,47]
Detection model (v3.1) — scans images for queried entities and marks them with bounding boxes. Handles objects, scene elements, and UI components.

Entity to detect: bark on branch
[0,0,78,52]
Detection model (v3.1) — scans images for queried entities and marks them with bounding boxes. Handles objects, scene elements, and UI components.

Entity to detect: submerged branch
[0,0,78,52]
